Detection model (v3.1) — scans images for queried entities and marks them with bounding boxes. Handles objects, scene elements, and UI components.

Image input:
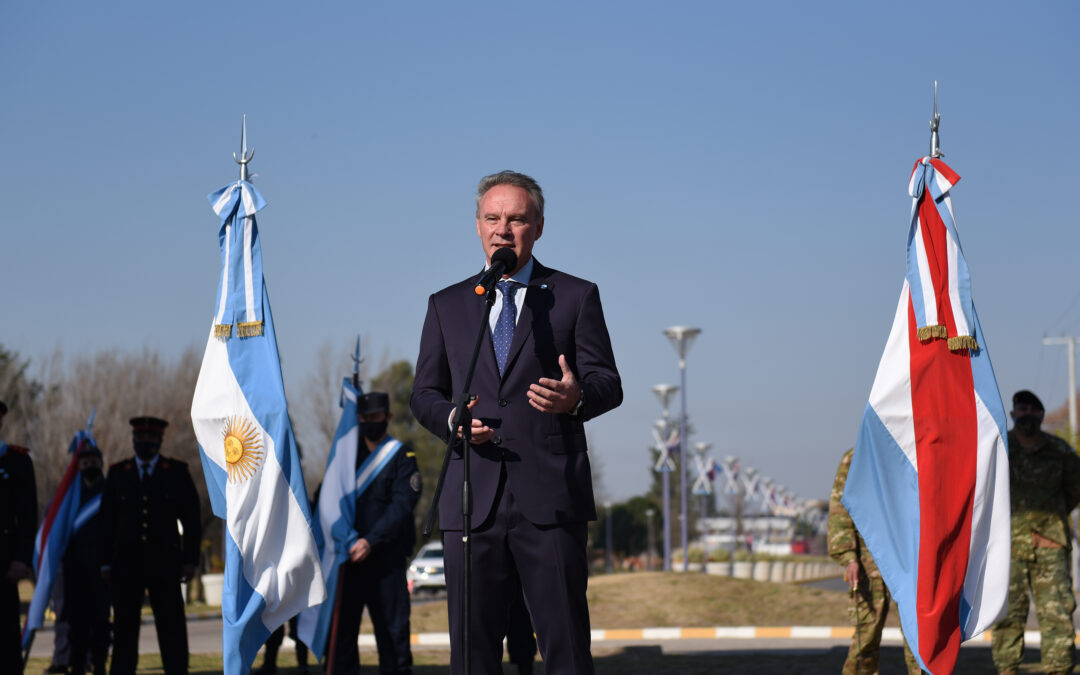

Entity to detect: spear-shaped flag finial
[929,81,944,159]
[234,114,254,182]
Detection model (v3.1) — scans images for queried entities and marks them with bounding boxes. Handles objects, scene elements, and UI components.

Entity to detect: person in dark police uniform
[411,171,622,674]
[99,416,200,675]
[331,392,422,675]
[0,400,37,674]
[63,440,109,675]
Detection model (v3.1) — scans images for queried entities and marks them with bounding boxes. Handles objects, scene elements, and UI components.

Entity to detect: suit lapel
[502,260,551,380]
[463,272,500,380]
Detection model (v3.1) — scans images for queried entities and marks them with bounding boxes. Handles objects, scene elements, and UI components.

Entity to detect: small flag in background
[297,377,363,662]
[22,422,98,651]
[843,154,1010,675]
[191,169,325,675]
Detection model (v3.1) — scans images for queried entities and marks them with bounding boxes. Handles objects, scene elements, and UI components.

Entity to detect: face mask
[362,420,388,442]
[81,467,103,484]
[134,442,159,460]
[1014,414,1042,434]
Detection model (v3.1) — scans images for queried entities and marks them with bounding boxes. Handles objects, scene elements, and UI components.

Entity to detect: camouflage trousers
[844,571,922,675]
[992,546,1077,673]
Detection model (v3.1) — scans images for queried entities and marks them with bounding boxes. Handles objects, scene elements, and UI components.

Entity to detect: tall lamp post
[694,442,712,574]
[651,384,678,572]
[664,325,701,572]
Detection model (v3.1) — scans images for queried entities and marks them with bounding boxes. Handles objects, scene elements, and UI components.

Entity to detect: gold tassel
[916,325,948,342]
[237,321,263,338]
[948,335,979,352]
[214,324,233,338]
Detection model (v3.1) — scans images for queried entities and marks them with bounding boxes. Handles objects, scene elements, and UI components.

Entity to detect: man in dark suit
[99,416,201,675]
[0,400,37,674]
[411,170,622,674]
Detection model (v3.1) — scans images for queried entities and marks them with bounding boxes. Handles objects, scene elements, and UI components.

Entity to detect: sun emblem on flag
[222,415,264,483]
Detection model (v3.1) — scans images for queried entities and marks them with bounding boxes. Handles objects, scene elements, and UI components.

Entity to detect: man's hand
[845,561,861,590]
[6,561,28,583]
[349,538,372,563]
[453,397,494,445]
[181,564,196,583]
[528,355,581,414]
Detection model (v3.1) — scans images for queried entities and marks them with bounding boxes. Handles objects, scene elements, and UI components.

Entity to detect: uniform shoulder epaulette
[406,450,416,458]
[158,456,188,470]
[7,445,30,455]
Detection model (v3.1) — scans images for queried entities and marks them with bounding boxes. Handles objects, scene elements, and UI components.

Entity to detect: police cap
[357,392,390,416]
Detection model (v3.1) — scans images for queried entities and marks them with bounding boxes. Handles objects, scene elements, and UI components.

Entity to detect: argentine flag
[191,177,325,675]
[22,425,98,651]
[844,156,1010,674]
[297,377,362,661]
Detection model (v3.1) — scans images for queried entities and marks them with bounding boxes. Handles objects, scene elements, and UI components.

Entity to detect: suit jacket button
[498,399,509,407]
[492,435,502,445]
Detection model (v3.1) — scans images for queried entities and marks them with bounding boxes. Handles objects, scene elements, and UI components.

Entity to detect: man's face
[78,455,102,472]
[359,411,388,425]
[476,184,543,275]
[133,430,162,458]
[1011,402,1044,433]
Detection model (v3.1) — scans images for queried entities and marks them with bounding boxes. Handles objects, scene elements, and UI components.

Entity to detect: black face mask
[134,442,160,460]
[1014,414,1042,435]
[81,467,103,484]
[362,420,388,443]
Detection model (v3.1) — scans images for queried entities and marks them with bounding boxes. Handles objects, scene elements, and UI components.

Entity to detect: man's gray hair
[475,170,545,219]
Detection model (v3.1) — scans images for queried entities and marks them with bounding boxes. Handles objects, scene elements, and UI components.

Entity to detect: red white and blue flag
[843,156,1010,674]
[21,423,100,650]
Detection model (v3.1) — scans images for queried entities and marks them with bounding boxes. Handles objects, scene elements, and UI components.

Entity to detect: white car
[407,541,445,594]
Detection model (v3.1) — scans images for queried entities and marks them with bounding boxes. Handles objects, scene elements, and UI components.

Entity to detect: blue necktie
[493,281,518,375]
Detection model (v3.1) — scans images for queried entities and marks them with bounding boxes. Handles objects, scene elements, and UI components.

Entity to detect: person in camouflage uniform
[991,390,1080,675]
[829,448,921,675]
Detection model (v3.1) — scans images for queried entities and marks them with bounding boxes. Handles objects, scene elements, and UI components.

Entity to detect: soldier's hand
[181,564,196,583]
[845,561,861,590]
[349,538,372,563]
[6,561,28,582]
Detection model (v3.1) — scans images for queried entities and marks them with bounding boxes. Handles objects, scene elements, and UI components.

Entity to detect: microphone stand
[423,282,499,675]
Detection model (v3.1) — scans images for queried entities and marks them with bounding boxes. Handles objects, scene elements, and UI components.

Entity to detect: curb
[277,626,1045,648]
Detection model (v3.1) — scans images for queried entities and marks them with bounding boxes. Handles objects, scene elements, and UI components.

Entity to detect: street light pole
[694,442,712,574]
[651,384,678,572]
[665,326,701,572]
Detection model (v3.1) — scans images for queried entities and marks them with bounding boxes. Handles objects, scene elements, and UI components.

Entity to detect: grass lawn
[19,573,1040,673]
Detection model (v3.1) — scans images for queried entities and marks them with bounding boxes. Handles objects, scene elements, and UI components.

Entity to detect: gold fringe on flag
[948,335,979,352]
[237,321,263,338]
[916,325,948,342]
[214,324,233,338]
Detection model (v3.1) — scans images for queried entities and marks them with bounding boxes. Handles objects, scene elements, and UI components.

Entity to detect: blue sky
[2,2,1078,504]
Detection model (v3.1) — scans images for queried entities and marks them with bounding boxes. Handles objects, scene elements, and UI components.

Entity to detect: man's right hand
[454,397,493,445]
[845,561,861,590]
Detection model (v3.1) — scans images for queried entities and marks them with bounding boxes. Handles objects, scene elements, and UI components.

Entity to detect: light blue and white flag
[191,177,325,675]
[22,424,97,650]
[296,377,361,662]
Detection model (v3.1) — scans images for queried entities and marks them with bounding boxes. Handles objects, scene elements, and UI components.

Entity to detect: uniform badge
[409,472,422,493]
[222,415,265,483]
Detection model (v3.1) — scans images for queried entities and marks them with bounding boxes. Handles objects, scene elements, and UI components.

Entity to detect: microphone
[474,248,518,296]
